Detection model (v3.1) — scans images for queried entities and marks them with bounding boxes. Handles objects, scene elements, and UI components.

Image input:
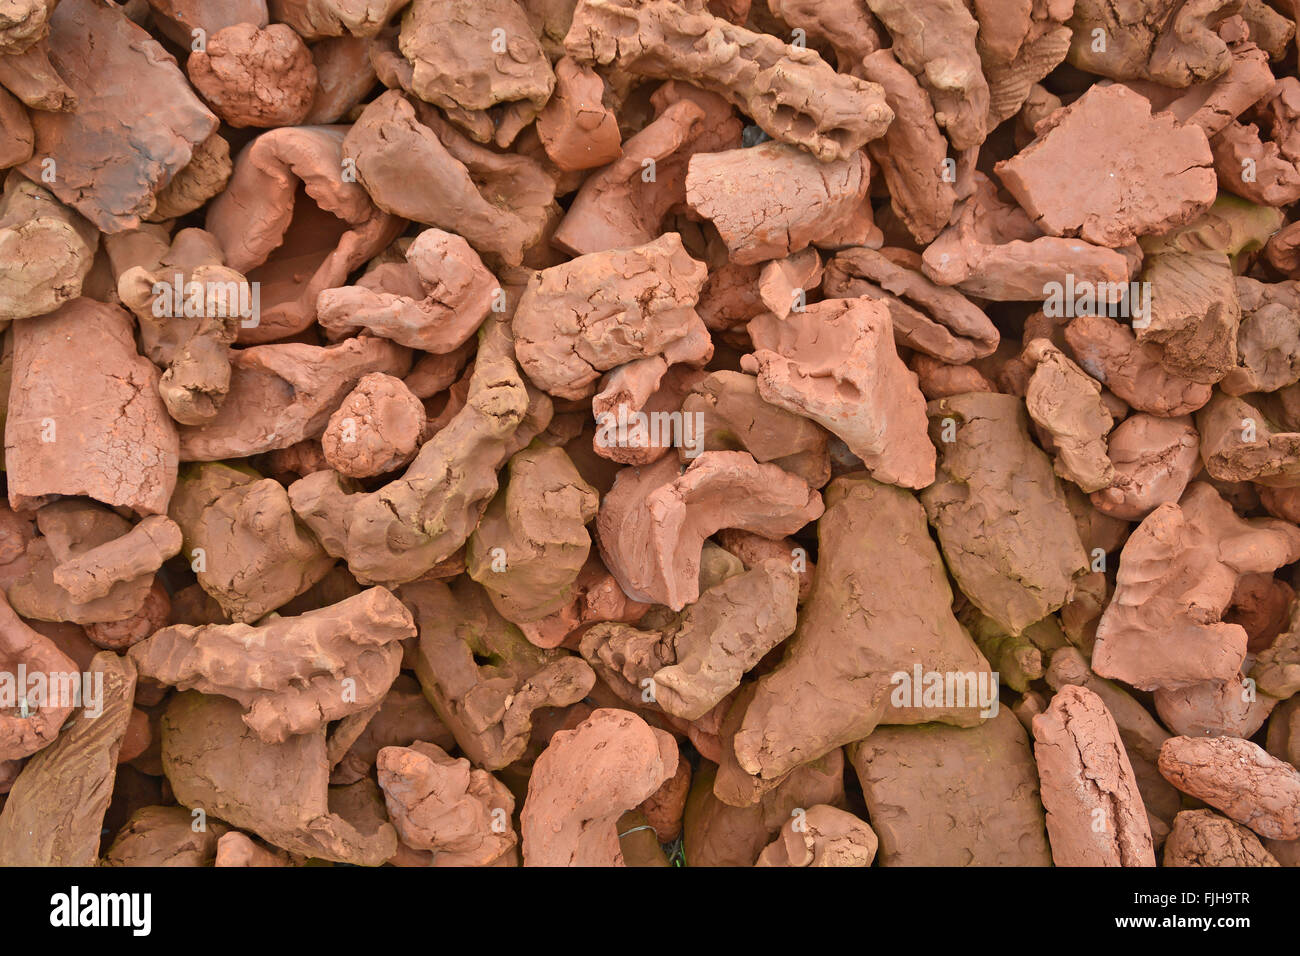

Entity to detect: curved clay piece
[1163,809,1280,867]
[850,709,1051,866]
[514,232,710,401]
[755,804,877,867]
[581,557,799,721]
[734,475,991,783]
[743,299,934,489]
[0,652,136,866]
[1090,414,1200,520]
[205,125,403,343]
[130,587,414,743]
[52,515,182,604]
[342,91,554,267]
[321,373,426,478]
[1032,684,1156,867]
[596,450,823,611]
[865,0,989,150]
[161,691,398,865]
[177,336,411,461]
[921,174,1132,301]
[318,228,498,353]
[565,0,891,162]
[1093,482,1300,691]
[187,23,317,128]
[406,577,596,771]
[377,741,517,866]
[522,708,678,866]
[288,317,541,586]
[823,247,999,366]
[1159,735,1300,840]
[7,299,178,516]
[465,445,599,623]
[922,392,1087,635]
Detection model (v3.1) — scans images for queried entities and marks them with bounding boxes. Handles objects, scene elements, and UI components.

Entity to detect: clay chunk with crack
[0,591,78,762]
[101,804,230,867]
[161,691,397,864]
[1159,735,1300,840]
[318,227,497,353]
[1032,685,1156,866]
[1023,338,1115,493]
[398,0,554,147]
[1198,393,1300,487]
[743,299,934,489]
[864,0,989,150]
[822,247,999,367]
[187,23,318,128]
[0,652,136,866]
[378,741,517,866]
[564,0,892,162]
[169,463,335,623]
[321,373,426,478]
[513,233,710,401]
[849,710,1051,866]
[921,392,1088,635]
[1253,600,1300,700]
[1093,482,1300,691]
[16,0,218,232]
[536,56,622,171]
[1064,314,1212,417]
[466,445,599,624]
[522,708,677,866]
[0,174,98,321]
[1225,277,1300,395]
[6,298,179,516]
[406,577,595,771]
[1066,0,1239,86]
[582,557,798,720]
[1090,414,1200,520]
[177,336,410,461]
[684,143,869,266]
[342,92,553,267]
[270,0,404,38]
[205,125,402,343]
[736,475,992,783]
[148,130,233,221]
[129,587,413,743]
[288,317,539,586]
[596,450,822,611]
[995,85,1215,248]
[1163,809,1281,867]
[755,805,877,867]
